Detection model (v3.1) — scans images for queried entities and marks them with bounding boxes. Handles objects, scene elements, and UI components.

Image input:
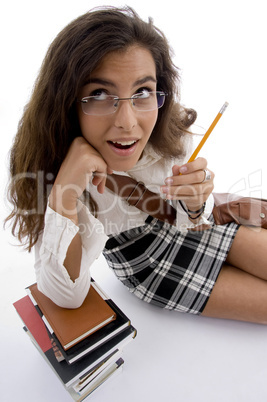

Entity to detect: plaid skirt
[103,216,239,315]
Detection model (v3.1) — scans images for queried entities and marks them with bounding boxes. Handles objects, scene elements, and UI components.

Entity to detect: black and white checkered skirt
[103,216,239,315]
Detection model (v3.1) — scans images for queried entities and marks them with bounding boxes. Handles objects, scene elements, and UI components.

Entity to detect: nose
[114,100,137,131]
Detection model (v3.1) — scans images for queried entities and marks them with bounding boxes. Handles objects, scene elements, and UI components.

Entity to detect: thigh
[226,225,267,280]
[202,263,267,324]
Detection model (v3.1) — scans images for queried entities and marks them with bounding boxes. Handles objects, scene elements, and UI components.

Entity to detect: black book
[24,325,135,388]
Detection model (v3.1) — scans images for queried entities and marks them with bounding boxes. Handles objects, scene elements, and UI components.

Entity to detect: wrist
[179,201,206,220]
[187,203,206,219]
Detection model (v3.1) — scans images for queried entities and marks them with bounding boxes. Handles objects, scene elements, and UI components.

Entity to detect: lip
[107,139,139,156]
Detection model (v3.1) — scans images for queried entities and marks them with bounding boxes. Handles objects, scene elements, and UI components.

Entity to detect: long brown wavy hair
[5,6,197,251]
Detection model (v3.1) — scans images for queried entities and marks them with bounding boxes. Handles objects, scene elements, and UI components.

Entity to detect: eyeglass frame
[77,90,167,116]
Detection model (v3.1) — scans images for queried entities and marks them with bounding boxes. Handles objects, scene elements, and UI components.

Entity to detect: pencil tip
[220,102,229,114]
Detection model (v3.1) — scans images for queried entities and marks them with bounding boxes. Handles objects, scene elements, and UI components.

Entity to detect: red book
[13,295,51,352]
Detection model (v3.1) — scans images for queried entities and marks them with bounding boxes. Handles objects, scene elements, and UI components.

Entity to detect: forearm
[49,189,82,282]
[63,232,82,282]
[35,200,108,308]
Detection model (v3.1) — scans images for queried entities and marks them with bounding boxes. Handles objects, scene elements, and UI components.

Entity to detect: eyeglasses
[78,90,167,116]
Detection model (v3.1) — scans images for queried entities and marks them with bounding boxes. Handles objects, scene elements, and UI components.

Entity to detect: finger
[92,172,108,194]
[163,181,214,202]
[97,169,113,194]
[97,177,107,194]
[165,170,214,188]
[176,157,208,175]
[92,167,113,185]
[163,183,203,198]
[91,165,113,194]
[92,173,103,186]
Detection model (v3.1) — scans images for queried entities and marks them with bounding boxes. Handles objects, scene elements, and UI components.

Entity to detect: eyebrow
[133,76,157,87]
[85,75,157,88]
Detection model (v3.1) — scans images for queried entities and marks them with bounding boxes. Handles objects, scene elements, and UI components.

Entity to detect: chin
[109,158,139,172]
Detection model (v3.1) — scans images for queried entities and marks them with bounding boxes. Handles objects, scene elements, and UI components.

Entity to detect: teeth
[112,140,136,146]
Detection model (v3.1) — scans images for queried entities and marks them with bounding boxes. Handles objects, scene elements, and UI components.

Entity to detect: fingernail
[164,178,173,185]
[160,186,169,194]
[161,192,167,200]
[179,166,187,174]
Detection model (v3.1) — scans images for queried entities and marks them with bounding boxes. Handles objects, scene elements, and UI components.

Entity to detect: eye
[89,89,110,100]
[134,87,153,99]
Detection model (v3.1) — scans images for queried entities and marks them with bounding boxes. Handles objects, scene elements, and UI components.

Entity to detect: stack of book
[13,279,137,401]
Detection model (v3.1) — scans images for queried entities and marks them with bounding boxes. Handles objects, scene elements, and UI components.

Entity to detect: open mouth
[108,140,137,150]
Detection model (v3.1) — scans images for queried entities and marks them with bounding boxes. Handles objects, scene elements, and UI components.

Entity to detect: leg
[202,225,267,324]
[226,225,267,280]
[202,264,267,324]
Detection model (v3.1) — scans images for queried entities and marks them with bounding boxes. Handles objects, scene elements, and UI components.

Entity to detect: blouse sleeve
[34,200,108,308]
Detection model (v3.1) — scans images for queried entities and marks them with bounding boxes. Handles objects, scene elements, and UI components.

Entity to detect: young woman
[6,6,267,323]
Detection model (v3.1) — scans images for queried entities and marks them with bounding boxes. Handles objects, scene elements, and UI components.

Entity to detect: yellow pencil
[187,102,229,163]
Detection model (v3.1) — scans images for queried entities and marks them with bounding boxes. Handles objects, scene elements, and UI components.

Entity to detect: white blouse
[34,143,214,308]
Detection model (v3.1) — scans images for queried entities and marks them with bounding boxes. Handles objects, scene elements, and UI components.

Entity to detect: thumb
[172,165,180,176]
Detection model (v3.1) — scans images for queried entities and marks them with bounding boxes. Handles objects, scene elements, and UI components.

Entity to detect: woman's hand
[161,157,214,212]
[49,137,112,221]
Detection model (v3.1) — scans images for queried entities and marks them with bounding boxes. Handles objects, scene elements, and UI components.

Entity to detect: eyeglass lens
[80,91,165,116]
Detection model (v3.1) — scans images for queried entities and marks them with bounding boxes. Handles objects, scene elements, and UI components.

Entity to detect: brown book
[27,282,116,350]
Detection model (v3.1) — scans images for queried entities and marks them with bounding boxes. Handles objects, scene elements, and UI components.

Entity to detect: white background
[1,1,267,401]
